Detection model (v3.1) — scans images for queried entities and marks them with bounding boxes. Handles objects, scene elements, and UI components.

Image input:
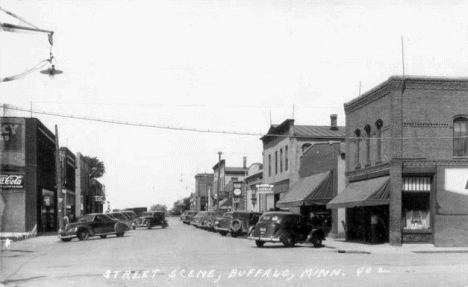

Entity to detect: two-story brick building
[260,116,345,211]
[0,117,57,234]
[328,76,468,247]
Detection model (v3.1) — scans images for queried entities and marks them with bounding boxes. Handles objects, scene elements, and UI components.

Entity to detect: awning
[276,171,332,208]
[219,198,232,210]
[327,176,390,209]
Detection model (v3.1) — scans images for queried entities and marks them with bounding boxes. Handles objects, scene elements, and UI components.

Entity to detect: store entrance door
[41,189,57,232]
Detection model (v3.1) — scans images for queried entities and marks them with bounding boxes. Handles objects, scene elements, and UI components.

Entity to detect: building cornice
[345,76,468,114]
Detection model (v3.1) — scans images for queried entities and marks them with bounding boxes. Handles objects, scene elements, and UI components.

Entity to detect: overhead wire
[3,105,466,140]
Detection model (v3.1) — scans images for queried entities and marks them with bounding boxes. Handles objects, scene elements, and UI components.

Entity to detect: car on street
[248,211,330,248]
[58,213,128,242]
[191,211,208,228]
[139,211,168,229]
[180,210,198,225]
[202,210,227,231]
[107,212,132,230]
[214,211,262,237]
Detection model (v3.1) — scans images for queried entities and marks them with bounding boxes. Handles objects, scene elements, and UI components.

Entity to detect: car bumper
[247,235,281,242]
[58,230,77,239]
[214,227,229,232]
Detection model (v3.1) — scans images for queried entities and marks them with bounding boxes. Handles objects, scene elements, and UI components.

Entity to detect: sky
[1,0,468,210]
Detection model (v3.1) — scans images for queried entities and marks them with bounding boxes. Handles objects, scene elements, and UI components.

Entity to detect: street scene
[2,1,468,286]
[3,217,468,287]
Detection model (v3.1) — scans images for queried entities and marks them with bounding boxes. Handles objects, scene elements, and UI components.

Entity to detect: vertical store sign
[0,120,23,151]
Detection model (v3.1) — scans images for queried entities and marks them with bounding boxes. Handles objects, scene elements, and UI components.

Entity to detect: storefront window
[402,177,431,231]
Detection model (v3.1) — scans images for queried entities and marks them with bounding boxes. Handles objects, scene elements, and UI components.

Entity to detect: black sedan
[58,213,128,242]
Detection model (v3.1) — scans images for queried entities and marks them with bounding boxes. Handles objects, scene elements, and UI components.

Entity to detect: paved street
[2,217,468,287]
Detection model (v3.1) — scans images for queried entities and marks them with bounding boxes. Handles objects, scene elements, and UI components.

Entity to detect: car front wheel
[100,235,107,239]
[219,231,227,236]
[61,238,72,242]
[147,222,152,229]
[312,238,322,248]
[77,229,89,241]
[116,232,124,237]
[255,240,265,247]
[282,234,295,247]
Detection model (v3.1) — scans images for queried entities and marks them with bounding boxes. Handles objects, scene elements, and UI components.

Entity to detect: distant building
[244,163,263,212]
[195,173,213,211]
[212,157,248,210]
[260,116,345,211]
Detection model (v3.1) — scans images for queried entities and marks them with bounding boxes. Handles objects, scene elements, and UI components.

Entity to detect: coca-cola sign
[0,174,24,188]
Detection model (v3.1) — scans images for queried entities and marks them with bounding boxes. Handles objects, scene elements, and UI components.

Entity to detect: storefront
[327,175,390,244]
[1,117,57,234]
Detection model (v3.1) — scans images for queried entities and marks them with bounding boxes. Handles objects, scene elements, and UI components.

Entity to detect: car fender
[77,226,93,236]
[115,222,127,233]
[277,229,295,241]
[309,229,325,240]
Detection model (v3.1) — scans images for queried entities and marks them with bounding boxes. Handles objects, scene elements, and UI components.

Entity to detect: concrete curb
[337,249,371,254]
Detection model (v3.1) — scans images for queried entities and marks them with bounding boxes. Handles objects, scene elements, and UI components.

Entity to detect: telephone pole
[55,125,63,230]
[217,152,222,210]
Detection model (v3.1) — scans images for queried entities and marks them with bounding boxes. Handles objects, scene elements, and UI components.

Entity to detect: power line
[4,105,466,140]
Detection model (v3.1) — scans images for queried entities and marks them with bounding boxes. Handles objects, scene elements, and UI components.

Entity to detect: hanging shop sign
[0,174,24,188]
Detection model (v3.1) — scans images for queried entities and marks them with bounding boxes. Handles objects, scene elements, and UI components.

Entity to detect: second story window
[275,151,278,174]
[280,148,283,173]
[285,145,289,171]
[268,154,272,177]
[454,117,468,156]
[355,129,361,169]
[376,119,383,162]
[364,124,371,166]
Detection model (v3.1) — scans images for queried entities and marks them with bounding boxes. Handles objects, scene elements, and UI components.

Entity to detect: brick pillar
[389,161,402,246]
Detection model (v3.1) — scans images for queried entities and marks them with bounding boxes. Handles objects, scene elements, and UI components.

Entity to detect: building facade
[0,117,57,234]
[277,141,346,236]
[261,116,345,211]
[60,147,77,221]
[244,163,263,212]
[328,76,468,246]
[195,173,213,211]
[212,157,248,210]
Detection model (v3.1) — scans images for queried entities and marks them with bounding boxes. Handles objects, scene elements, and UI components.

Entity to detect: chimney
[243,157,247,169]
[330,114,338,130]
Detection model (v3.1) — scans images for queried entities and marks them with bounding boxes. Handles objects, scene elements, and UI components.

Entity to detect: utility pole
[217,152,222,210]
[55,125,63,230]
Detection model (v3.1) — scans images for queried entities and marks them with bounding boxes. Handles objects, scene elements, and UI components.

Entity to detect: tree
[83,155,105,178]
[150,204,167,212]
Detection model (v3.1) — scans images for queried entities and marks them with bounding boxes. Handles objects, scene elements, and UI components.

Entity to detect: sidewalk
[324,237,468,254]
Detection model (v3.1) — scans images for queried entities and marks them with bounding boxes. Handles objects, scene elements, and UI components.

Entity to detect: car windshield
[78,214,96,222]
[110,213,126,220]
[259,214,285,223]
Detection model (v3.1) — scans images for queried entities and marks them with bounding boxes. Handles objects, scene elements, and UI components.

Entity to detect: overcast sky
[1,0,468,210]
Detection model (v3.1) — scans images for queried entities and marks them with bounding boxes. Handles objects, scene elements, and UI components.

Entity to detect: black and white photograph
[1,1,468,286]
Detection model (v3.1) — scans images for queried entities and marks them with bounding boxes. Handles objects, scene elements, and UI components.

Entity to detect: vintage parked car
[137,211,168,229]
[191,211,208,228]
[58,213,128,242]
[215,211,262,237]
[107,212,132,230]
[180,210,198,225]
[202,211,227,231]
[248,211,330,248]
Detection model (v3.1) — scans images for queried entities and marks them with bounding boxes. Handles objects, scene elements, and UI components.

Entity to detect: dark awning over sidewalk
[326,176,390,209]
[276,171,332,208]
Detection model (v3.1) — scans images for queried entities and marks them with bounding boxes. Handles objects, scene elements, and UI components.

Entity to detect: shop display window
[402,192,430,230]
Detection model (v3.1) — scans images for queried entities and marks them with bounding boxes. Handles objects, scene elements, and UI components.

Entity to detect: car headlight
[67,227,77,233]
[215,220,219,225]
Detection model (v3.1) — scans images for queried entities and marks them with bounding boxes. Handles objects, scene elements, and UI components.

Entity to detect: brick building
[212,158,248,210]
[260,116,345,211]
[277,141,346,236]
[328,76,468,246]
[0,117,57,234]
